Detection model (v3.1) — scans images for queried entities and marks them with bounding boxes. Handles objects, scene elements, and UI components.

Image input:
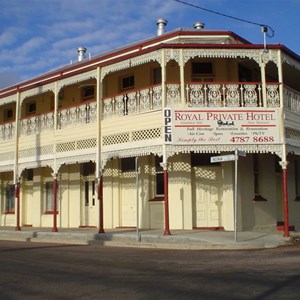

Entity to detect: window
[4,108,14,121]
[84,181,95,206]
[153,67,162,85]
[155,156,164,195]
[191,62,214,82]
[191,153,218,166]
[24,169,33,181]
[192,62,213,75]
[5,184,15,212]
[26,101,36,115]
[238,64,253,82]
[121,157,136,172]
[82,162,95,177]
[274,156,282,173]
[45,182,53,212]
[121,74,134,90]
[81,86,95,101]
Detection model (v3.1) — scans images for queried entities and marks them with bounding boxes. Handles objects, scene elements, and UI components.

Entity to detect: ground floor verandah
[1,152,300,236]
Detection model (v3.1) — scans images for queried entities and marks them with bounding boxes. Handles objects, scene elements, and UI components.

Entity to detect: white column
[260,53,267,107]
[161,49,167,107]
[277,50,284,108]
[179,49,185,106]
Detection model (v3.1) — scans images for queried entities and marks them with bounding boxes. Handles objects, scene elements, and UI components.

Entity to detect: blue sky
[0,0,299,89]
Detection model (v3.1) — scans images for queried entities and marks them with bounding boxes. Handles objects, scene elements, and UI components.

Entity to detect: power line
[172,0,274,37]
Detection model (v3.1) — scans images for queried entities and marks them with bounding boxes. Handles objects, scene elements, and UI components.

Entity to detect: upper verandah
[1,22,299,100]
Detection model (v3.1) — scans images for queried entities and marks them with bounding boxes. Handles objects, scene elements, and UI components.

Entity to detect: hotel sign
[164,107,282,145]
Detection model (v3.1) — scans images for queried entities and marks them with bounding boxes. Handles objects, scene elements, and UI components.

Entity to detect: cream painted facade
[0,24,300,235]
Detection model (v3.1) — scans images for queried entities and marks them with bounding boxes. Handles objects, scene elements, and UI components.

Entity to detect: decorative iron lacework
[165,49,180,64]
[0,95,16,105]
[103,86,162,119]
[101,60,131,81]
[56,138,96,153]
[166,84,181,106]
[130,51,161,67]
[18,160,53,175]
[18,145,53,159]
[101,145,163,168]
[0,122,15,140]
[165,144,284,160]
[286,128,300,141]
[132,128,161,141]
[58,102,97,129]
[284,87,300,113]
[58,70,97,90]
[56,153,96,172]
[103,132,130,146]
[181,49,278,66]
[103,128,161,146]
[20,84,54,103]
[20,112,54,136]
[266,84,280,107]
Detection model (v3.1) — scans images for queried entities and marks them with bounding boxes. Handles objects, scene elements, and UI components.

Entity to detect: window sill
[44,211,59,215]
[149,196,164,202]
[253,194,267,202]
[294,196,300,202]
[3,211,15,214]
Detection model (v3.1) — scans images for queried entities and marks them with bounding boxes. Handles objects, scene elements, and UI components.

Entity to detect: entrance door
[193,166,223,228]
[120,174,136,227]
[82,180,96,226]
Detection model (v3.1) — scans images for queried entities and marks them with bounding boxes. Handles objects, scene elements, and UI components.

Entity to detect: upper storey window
[26,101,36,115]
[121,74,135,91]
[3,107,14,122]
[153,67,162,85]
[191,62,214,82]
[81,86,95,101]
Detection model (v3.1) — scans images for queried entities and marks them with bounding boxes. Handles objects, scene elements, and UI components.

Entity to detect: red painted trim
[79,225,97,228]
[3,211,15,214]
[277,225,295,231]
[44,210,59,215]
[1,28,298,100]
[149,196,164,202]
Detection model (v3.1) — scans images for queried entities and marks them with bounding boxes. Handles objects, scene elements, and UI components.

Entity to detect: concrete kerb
[0,227,293,250]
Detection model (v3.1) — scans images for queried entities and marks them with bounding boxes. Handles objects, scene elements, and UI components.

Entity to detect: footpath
[0,227,297,250]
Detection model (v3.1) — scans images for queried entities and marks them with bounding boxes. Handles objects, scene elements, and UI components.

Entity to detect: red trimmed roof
[0,28,299,98]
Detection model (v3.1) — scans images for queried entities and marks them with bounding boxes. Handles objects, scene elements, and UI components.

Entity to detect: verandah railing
[102,82,282,119]
[2,82,300,140]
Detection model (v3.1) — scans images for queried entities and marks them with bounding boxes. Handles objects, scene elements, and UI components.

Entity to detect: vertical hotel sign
[164,107,282,145]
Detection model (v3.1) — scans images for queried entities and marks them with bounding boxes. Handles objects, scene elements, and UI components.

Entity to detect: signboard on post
[210,155,235,163]
[164,107,283,145]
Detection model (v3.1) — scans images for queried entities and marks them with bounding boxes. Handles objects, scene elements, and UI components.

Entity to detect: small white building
[0,20,299,236]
